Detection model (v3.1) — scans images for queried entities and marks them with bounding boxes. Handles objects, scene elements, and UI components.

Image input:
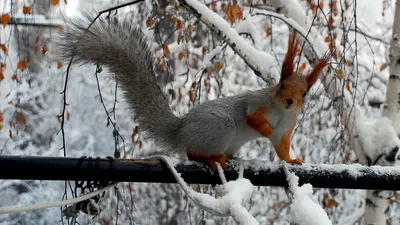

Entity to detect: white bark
[364,1,400,224]
[383,0,400,133]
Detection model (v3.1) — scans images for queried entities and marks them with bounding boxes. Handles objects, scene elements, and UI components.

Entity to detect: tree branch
[0,156,399,190]
[178,0,279,85]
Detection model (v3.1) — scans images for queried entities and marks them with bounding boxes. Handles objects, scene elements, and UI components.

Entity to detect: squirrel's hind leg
[187,152,230,172]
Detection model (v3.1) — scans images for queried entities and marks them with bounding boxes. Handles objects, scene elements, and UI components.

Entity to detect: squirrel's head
[274,32,329,110]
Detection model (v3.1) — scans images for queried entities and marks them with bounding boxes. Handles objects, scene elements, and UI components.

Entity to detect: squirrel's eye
[280,82,285,89]
[303,92,307,97]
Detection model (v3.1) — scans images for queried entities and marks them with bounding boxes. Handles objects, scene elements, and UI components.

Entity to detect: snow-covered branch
[156,155,259,225]
[1,156,400,190]
[282,163,332,225]
[178,0,279,85]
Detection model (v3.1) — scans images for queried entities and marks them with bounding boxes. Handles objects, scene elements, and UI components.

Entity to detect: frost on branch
[179,0,279,85]
[157,155,258,225]
[283,164,332,225]
[355,108,400,166]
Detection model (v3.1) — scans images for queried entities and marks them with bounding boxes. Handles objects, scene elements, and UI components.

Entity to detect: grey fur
[59,15,302,157]
[59,15,182,151]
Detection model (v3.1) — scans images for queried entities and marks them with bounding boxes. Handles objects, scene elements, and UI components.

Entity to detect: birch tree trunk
[364,1,400,224]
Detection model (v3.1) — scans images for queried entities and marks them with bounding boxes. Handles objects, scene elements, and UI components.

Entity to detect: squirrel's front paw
[287,158,304,164]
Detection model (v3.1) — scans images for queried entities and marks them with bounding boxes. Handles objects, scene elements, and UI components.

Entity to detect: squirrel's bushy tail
[59,15,182,151]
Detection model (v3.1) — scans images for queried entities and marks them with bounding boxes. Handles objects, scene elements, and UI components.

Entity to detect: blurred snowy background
[0,0,399,224]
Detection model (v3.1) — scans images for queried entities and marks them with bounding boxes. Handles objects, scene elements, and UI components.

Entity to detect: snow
[235,14,261,49]
[1,0,400,224]
[183,0,279,85]
[158,155,259,225]
[285,168,332,225]
[200,45,224,68]
[355,107,400,165]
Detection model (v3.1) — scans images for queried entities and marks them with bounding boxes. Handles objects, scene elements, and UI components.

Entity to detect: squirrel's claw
[187,152,229,172]
[286,158,304,164]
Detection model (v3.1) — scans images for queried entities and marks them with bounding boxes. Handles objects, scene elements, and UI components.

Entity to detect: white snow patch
[355,107,400,164]
[286,170,332,225]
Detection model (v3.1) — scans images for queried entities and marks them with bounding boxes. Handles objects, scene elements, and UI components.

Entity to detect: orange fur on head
[306,54,330,90]
[280,32,300,83]
[276,32,330,109]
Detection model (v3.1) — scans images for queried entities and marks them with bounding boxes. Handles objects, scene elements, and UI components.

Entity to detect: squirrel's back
[59,15,182,151]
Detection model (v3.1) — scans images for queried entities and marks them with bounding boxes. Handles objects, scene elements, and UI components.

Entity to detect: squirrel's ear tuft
[306,54,329,90]
[280,32,299,83]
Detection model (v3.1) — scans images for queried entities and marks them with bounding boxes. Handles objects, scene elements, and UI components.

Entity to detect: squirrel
[59,15,329,171]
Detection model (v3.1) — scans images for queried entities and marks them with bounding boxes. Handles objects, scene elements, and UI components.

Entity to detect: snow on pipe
[0,155,399,190]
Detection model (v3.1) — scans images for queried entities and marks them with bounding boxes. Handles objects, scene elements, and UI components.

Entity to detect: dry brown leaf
[380,64,388,71]
[1,44,8,55]
[11,74,18,81]
[1,14,11,28]
[319,1,324,9]
[0,70,4,80]
[51,0,60,5]
[0,113,3,122]
[42,44,48,55]
[0,124,3,131]
[64,0,68,3]
[265,28,272,38]
[160,63,167,72]
[146,17,155,27]
[337,49,342,57]
[337,69,346,80]
[1,63,6,69]
[176,20,183,30]
[67,111,70,121]
[57,61,63,69]
[299,63,307,73]
[187,25,194,32]
[346,79,352,94]
[188,90,196,103]
[16,112,27,125]
[23,5,32,14]
[330,2,338,16]
[328,17,334,27]
[213,61,224,72]
[7,101,13,105]
[17,60,27,71]
[178,52,185,61]
[222,4,243,24]
[325,199,339,208]
[36,35,40,44]
[156,57,161,64]
[9,129,12,139]
[163,44,171,57]
[310,3,317,15]
[346,60,353,66]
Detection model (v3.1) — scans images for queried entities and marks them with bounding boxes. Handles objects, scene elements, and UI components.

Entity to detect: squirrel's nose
[286,99,294,105]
